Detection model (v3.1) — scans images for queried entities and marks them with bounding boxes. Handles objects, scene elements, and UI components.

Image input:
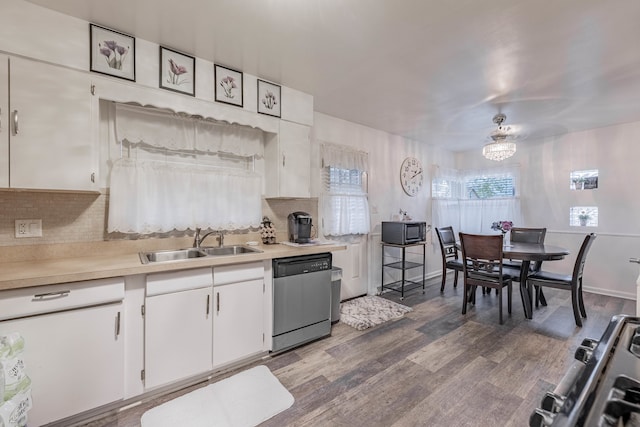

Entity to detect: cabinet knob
[91,172,95,183]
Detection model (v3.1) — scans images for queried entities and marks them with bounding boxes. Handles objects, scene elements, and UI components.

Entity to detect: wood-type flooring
[78,279,635,427]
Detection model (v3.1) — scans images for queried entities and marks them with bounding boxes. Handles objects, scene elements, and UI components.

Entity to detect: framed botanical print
[90,24,135,81]
[257,79,281,117]
[214,64,243,107]
[159,46,196,96]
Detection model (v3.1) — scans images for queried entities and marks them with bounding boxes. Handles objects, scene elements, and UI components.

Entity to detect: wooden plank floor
[79,279,635,427]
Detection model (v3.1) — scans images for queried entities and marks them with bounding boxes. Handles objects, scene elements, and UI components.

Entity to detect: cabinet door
[279,121,310,197]
[0,303,124,426]
[0,55,8,188]
[213,279,264,367]
[264,120,311,198]
[9,57,96,191]
[144,287,213,389]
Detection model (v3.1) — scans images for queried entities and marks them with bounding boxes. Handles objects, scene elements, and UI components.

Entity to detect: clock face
[400,157,423,196]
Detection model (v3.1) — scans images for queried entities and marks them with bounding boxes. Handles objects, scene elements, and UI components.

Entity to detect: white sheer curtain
[320,143,370,237]
[432,164,522,235]
[107,103,263,234]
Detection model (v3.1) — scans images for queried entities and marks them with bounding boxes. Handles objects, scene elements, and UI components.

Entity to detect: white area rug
[141,365,294,427]
[340,295,412,331]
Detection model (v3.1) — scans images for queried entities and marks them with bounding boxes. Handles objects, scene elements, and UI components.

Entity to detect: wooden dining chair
[459,233,517,324]
[435,226,464,292]
[504,227,547,271]
[527,233,597,327]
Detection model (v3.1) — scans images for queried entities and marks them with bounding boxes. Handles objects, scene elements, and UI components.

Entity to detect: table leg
[519,260,533,319]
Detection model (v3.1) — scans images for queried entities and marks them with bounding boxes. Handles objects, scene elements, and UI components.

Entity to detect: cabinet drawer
[146,268,212,296]
[0,277,125,321]
[213,262,264,286]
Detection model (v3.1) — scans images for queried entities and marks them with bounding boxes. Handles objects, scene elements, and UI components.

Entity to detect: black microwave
[381,221,427,245]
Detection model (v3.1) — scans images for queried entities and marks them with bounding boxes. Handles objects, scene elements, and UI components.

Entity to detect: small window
[465,176,515,199]
[432,178,455,198]
[570,169,598,190]
[570,206,598,227]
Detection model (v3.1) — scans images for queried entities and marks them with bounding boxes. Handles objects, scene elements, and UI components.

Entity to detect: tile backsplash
[0,190,318,248]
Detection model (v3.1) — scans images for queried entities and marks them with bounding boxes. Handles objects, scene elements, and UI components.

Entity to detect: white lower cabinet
[144,268,213,390]
[213,262,266,368]
[0,278,125,427]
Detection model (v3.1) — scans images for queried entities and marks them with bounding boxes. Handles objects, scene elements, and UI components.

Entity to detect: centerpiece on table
[491,220,513,244]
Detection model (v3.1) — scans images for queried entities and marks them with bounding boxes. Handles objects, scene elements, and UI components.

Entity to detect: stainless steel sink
[200,245,262,256]
[139,245,262,264]
[139,248,207,264]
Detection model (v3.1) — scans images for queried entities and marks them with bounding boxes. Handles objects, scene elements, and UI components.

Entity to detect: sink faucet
[193,228,225,248]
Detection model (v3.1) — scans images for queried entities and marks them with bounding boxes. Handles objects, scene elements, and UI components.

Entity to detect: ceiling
[26,0,640,152]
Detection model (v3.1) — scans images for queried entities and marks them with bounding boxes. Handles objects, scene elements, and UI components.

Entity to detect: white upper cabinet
[4,56,97,191]
[264,120,311,198]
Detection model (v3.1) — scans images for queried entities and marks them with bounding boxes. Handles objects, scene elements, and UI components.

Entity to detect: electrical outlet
[15,219,42,238]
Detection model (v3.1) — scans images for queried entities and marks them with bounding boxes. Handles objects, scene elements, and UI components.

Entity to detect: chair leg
[453,270,458,288]
[534,285,540,308]
[578,278,587,318]
[507,283,512,314]
[440,268,447,292]
[498,287,503,324]
[571,286,583,327]
[462,283,468,314]
[539,289,548,306]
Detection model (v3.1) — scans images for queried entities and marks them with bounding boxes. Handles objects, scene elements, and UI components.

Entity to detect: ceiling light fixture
[482,113,516,161]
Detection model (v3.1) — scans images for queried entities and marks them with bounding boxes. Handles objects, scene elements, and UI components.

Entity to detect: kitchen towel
[140,365,293,427]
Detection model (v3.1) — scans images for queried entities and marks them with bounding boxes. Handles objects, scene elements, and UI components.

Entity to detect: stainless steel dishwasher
[272,253,332,352]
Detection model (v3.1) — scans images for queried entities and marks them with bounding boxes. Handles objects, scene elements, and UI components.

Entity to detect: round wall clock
[400,157,423,196]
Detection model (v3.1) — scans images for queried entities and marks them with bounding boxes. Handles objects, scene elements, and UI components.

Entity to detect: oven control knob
[529,408,556,427]
[580,338,598,349]
[541,391,566,412]
[574,345,594,363]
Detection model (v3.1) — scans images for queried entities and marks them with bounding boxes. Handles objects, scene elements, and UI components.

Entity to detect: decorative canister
[260,216,276,244]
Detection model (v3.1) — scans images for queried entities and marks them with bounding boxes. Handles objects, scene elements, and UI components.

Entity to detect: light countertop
[0,242,346,291]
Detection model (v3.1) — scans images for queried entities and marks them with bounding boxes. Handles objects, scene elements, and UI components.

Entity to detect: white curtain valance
[115,103,264,157]
[108,159,262,234]
[320,142,369,171]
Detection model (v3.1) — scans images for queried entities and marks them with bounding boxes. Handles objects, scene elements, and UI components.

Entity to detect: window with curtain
[432,164,522,234]
[106,102,263,234]
[320,143,370,237]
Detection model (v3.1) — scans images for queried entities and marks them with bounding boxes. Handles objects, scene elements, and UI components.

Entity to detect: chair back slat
[459,233,506,284]
[573,233,597,280]
[510,227,546,244]
[436,226,459,261]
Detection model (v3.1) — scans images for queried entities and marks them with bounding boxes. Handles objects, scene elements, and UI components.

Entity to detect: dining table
[502,242,570,319]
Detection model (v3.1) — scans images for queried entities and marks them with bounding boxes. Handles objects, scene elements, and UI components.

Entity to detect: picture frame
[89,24,136,81]
[257,79,281,117]
[214,64,243,107]
[159,46,196,96]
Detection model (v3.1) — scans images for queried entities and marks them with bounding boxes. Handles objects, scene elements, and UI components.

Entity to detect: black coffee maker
[287,211,313,243]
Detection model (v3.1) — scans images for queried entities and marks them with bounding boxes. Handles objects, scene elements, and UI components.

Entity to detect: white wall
[312,112,456,297]
[457,120,640,300]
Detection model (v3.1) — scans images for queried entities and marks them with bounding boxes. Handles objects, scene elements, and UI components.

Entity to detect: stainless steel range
[531,315,640,426]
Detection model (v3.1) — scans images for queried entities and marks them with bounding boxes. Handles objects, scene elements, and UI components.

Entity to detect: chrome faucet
[193,228,224,248]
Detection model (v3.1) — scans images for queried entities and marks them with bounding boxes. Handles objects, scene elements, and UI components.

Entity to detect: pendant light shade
[483,114,516,161]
